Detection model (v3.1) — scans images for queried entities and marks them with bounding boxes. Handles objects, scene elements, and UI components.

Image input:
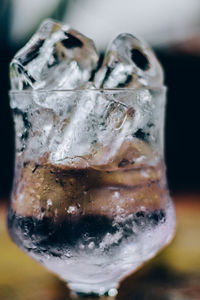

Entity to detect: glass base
[69,283,118,298]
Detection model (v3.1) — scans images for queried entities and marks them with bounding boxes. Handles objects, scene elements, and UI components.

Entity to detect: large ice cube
[94,33,163,88]
[10,19,99,90]
[48,89,156,170]
[49,90,134,168]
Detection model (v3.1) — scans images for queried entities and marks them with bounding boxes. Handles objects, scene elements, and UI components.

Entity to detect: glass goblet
[8,88,175,297]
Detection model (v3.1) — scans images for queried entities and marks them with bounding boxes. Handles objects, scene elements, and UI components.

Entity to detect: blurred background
[0,0,200,197]
[0,1,200,300]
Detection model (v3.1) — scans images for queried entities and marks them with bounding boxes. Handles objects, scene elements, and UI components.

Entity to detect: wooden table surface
[0,194,200,300]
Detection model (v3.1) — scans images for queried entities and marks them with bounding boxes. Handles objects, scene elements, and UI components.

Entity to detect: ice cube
[10,19,99,90]
[49,90,136,167]
[48,90,155,170]
[94,33,163,89]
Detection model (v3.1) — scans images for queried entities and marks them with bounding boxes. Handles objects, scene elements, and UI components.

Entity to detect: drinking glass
[8,88,175,297]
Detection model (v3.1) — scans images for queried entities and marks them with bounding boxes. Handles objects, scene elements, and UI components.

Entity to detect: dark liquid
[8,208,166,258]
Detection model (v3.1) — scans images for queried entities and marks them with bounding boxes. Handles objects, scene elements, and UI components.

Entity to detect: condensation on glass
[8,88,175,296]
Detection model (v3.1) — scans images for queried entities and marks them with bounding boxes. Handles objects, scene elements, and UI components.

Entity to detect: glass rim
[9,86,166,95]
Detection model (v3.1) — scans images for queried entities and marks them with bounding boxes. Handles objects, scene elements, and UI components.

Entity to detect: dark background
[0,1,200,197]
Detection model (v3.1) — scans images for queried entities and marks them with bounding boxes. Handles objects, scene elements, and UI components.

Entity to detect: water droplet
[18,193,24,203]
[88,241,95,249]
[79,244,85,249]
[66,250,71,258]
[108,288,118,297]
[67,206,77,214]
[47,199,52,206]
[113,191,120,199]
[140,170,149,178]
[140,206,146,211]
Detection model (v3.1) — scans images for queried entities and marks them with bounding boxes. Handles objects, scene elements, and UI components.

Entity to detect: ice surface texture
[94,33,164,88]
[10,19,99,90]
[10,19,164,91]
